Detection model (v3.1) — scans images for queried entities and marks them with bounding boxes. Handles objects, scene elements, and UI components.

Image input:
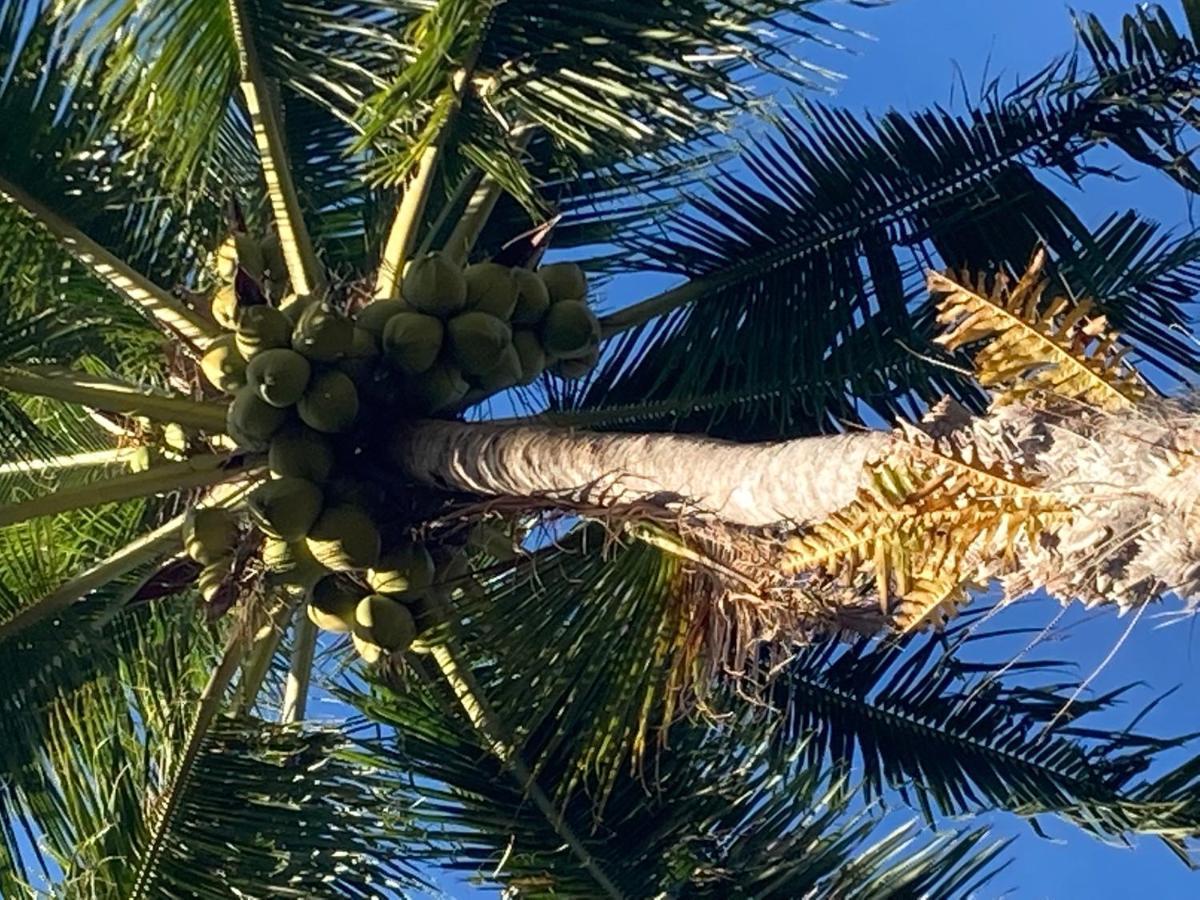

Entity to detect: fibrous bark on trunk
[392,420,889,527]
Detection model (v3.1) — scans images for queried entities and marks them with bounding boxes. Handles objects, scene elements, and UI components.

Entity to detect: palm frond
[440,523,690,803]
[770,620,1200,858]
[569,2,1200,438]
[357,0,851,196]
[0,577,213,893]
[345,665,1008,898]
[126,717,423,899]
[932,248,1146,410]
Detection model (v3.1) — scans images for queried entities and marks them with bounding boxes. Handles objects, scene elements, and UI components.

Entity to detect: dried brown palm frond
[932,248,1146,411]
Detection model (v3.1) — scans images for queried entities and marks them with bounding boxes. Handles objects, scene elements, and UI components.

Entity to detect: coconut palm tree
[6,0,1200,894]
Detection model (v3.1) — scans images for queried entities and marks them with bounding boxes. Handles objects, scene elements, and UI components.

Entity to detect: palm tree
[5,0,1200,894]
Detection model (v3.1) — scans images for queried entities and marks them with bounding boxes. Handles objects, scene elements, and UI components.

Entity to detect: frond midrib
[649,43,1200,290]
[787,674,1125,805]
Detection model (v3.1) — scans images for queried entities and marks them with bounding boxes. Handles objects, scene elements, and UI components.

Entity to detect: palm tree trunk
[392,420,890,526]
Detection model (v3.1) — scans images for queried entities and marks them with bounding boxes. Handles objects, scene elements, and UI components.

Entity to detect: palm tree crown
[5,0,1200,896]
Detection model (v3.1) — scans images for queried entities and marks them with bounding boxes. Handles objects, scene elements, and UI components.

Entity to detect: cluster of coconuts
[361,252,602,412]
[192,240,573,663]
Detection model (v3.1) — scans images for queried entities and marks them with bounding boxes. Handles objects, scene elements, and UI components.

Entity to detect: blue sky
[449,2,1200,897]
[770,2,1200,897]
[445,2,1200,897]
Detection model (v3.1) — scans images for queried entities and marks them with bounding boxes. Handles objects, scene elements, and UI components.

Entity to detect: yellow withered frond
[929,249,1145,411]
[896,422,1056,508]
[782,431,1072,631]
[892,574,972,633]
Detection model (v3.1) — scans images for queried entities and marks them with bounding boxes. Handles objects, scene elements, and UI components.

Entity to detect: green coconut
[550,343,600,380]
[246,347,311,408]
[367,543,436,596]
[403,252,467,316]
[465,262,519,319]
[211,284,239,331]
[355,594,417,652]
[184,507,239,564]
[306,504,381,571]
[511,329,546,385]
[262,537,328,590]
[540,300,600,359]
[475,342,523,393]
[355,298,410,337]
[382,311,444,374]
[297,370,359,434]
[200,334,247,393]
[352,633,385,663]
[511,268,551,324]
[447,311,512,376]
[324,477,374,510]
[226,386,289,449]
[538,262,587,302]
[337,327,379,381]
[235,305,292,359]
[268,426,334,483]
[198,559,232,603]
[307,574,363,632]
[260,233,287,282]
[291,302,354,362]
[407,362,469,413]
[215,233,265,282]
[247,477,323,542]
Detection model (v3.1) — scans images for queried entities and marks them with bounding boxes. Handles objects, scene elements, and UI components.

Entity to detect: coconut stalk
[0,513,187,644]
[373,54,482,299]
[0,367,230,432]
[226,0,323,297]
[0,446,152,476]
[280,611,316,722]
[598,278,711,338]
[0,177,218,353]
[414,168,485,259]
[374,143,442,300]
[419,593,624,900]
[0,453,261,529]
[234,587,303,715]
[442,125,536,266]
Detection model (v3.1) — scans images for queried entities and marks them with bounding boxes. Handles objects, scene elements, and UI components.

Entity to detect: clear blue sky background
[748,2,1200,898]
[446,2,1200,897]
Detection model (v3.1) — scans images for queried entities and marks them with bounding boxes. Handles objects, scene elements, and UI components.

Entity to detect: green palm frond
[347,665,1008,898]
[565,2,1200,438]
[4,0,1200,894]
[771,620,1200,854]
[356,0,852,197]
[124,718,424,899]
[447,523,688,801]
[388,520,1200,863]
[0,582,213,894]
[0,15,227,283]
